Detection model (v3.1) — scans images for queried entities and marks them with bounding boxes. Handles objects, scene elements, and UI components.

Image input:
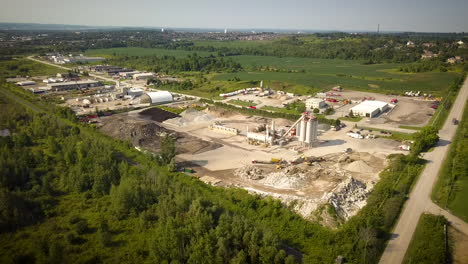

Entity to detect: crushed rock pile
[322,177,372,220]
[164,109,214,127]
[235,165,264,180]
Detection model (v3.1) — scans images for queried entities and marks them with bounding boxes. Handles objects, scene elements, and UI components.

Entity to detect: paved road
[379,77,468,264]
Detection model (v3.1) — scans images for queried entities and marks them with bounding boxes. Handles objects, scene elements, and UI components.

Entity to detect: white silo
[305,118,312,144]
[299,118,307,142]
[305,117,318,145]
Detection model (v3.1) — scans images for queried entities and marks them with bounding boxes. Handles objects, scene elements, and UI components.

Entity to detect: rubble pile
[235,165,265,180]
[322,177,372,220]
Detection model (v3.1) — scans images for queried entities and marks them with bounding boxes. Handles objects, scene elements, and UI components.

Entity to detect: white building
[16,81,36,86]
[119,71,140,78]
[350,100,389,118]
[47,80,101,91]
[305,98,326,110]
[140,91,173,105]
[133,73,155,80]
[126,88,144,97]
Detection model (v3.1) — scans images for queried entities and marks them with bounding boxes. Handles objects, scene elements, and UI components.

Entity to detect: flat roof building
[350,100,389,118]
[133,73,155,80]
[305,98,326,110]
[47,80,101,91]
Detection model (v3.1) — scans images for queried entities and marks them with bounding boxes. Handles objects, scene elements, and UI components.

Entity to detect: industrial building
[47,80,102,91]
[350,100,389,118]
[126,88,144,97]
[133,73,155,80]
[119,71,141,78]
[52,55,104,64]
[209,123,239,135]
[305,98,326,110]
[140,91,173,105]
[16,81,36,86]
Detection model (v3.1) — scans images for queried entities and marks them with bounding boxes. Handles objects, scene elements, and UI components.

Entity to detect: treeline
[398,60,448,73]
[108,53,242,74]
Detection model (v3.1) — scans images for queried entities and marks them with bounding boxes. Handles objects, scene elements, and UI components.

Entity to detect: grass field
[86,47,214,58]
[85,47,461,96]
[0,58,63,78]
[403,214,448,264]
[215,55,461,95]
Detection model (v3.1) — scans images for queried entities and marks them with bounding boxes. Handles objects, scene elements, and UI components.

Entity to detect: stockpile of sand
[164,109,214,127]
[344,160,374,173]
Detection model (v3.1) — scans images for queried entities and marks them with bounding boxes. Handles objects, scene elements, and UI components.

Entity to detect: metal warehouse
[350,100,389,118]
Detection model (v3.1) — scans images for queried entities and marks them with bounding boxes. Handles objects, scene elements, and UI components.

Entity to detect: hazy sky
[1,0,467,32]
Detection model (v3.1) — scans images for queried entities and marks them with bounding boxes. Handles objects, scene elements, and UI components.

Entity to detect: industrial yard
[7,57,437,224]
[94,100,406,224]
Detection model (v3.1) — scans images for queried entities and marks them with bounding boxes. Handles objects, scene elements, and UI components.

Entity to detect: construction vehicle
[276,164,283,170]
[271,158,282,163]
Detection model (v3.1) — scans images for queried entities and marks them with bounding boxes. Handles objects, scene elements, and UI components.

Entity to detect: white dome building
[141,91,173,105]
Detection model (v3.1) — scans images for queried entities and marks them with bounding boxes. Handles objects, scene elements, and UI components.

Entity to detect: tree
[313,108,320,114]
[159,135,176,165]
[349,109,354,118]
[98,219,112,247]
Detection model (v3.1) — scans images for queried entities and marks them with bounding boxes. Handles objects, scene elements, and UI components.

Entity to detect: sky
[1,0,467,32]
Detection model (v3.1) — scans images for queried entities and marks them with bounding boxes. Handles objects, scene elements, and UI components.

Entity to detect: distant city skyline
[1,0,468,33]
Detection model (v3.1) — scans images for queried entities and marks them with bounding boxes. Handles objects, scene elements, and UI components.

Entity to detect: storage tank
[299,119,306,142]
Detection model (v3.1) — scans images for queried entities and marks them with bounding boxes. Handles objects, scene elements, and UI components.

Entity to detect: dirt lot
[99,111,221,155]
[155,108,405,223]
[333,90,435,130]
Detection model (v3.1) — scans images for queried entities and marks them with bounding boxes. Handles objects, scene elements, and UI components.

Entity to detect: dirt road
[379,77,468,264]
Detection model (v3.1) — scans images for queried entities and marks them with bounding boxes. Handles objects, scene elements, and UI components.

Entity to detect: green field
[215,55,460,95]
[86,47,214,58]
[84,47,460,96]
[0,58,63,78]
[403,214,448,264]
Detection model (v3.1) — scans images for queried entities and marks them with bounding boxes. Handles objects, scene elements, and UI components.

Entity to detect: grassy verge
[356,126,413,141]
[429,74,465,129]
[398,125,423,130]
[432,100,468,221]
[403,214,448,264]
[339,116,363,122]
[227,99,257,107]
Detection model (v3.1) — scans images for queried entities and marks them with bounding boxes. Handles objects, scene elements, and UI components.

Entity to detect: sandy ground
[450,226,468,264]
